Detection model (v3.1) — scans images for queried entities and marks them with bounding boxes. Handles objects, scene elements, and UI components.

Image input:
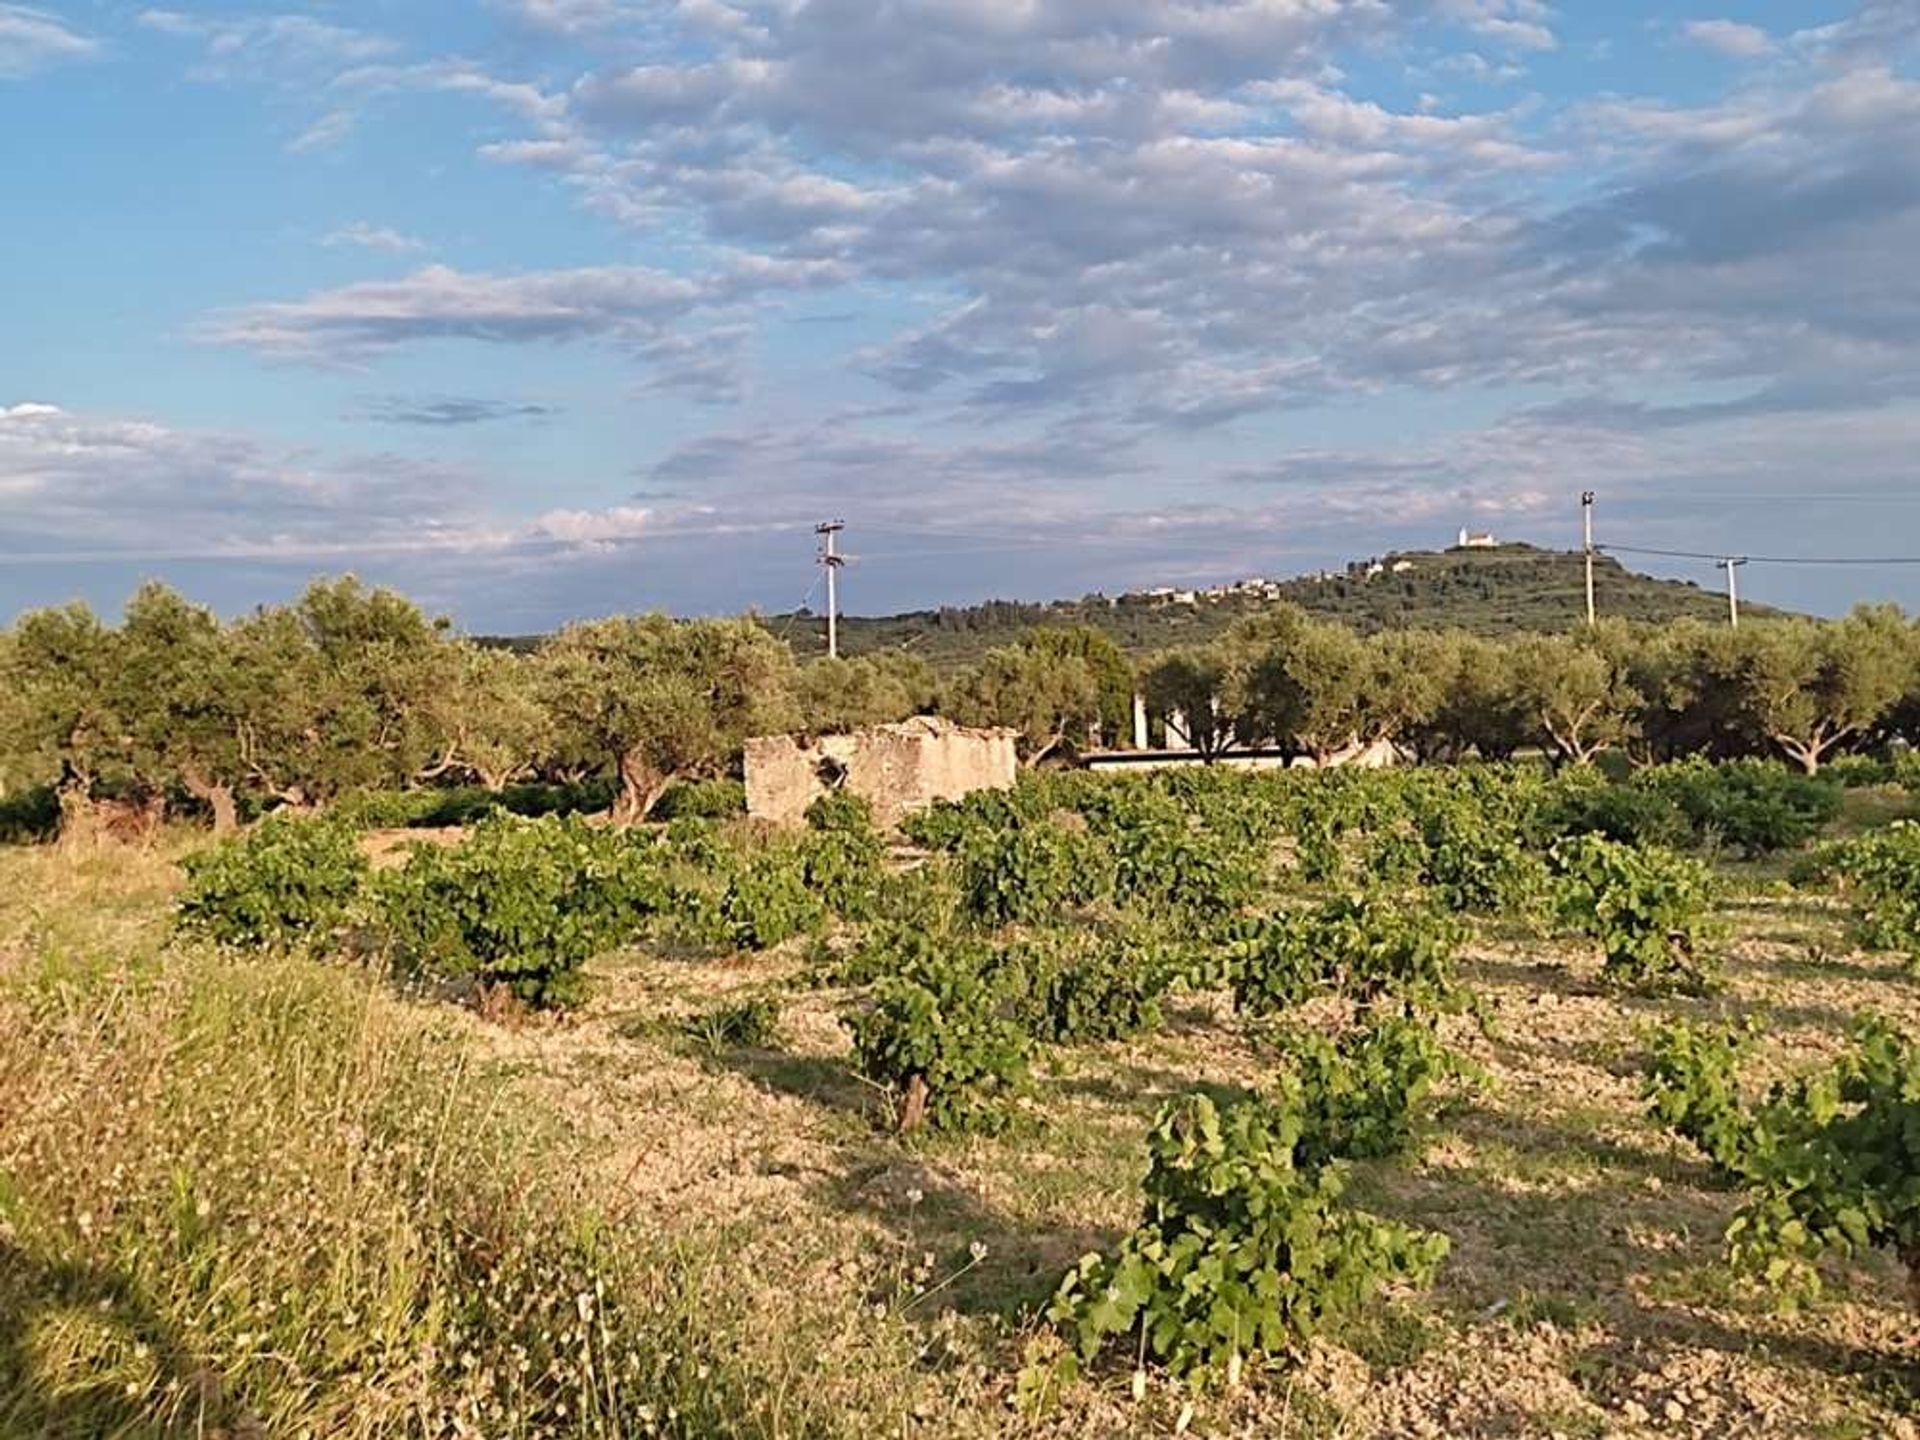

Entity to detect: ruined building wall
[743,717,1017,827]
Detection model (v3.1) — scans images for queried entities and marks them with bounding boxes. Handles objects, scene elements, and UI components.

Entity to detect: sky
[4,0,1920,634]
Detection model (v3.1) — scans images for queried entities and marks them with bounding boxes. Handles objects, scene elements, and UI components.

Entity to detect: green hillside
[778,543,1785,669]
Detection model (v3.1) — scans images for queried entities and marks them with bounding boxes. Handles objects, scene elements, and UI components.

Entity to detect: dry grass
[5,834,1920,1437]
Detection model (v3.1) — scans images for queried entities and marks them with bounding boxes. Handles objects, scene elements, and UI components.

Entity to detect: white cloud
[287,109,357,154]
[0,4,95,78]
[1681,19,1776,59]
[1434,0,1557,53]
[137,10,397,80]
[0,402,685,569]
[530,504,653,545]
[322,222,430,254]
[198,263,712,363]
[0,401,505,561]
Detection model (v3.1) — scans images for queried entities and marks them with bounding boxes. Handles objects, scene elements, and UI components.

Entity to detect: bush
[1645,758,1841,857]
[1643,1019,1768,1180]
[1280,1016,1470,1170]
[992,930,1175,1045]
[956,822,1106,928]
[685,995,782,1053]
[806,788,875,834]
[1826,754,1894,789]
[1545,779,1689,850]
[1230,894,1462,1017]
[651,776,747,821]
[329,781,617,830]
[719,846,827,950]
[0,784,60,844]
[802,791,888,918]
[1041,1091,1447,1387]
[1103,805,1260,915]
[375,815,665,1008]
[1412,777,1550,915]
[1726,1018,1920,1305]
[899,788,1033,852]
[176,813,370,951]
[1827,821,1920,967]
[1551,835,1716,994]
[845,947,1030,1133]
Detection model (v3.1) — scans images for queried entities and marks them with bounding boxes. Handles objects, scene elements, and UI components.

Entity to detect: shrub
[1826,754,1894,789]
[899,787,1032,852]
[0,784,60,844]
[652,776,747,821]
[1726,1019,1920,1305]
[1896,750,1920,795]
[1827,821,1920,967]
[176,813,369,951]
[719,847,827,950]
[992,930,1175,1045]
[1413,782,1550,916]
[1643,1019,1768,1180]
[1645,758,1841,857]
[1279,1016,1470,1170]
[1230,894,1462,1017]
[806,787,875,834]
[956,822,1105,928]
[374,815,665,1008]
[1104,807,1260,915]
[802,791,887,918]
[1042,1091,1447,1386]
[1551,835,1716,994]
[844,949,1029,1132]
[685,995,782,1053]
[1545,779,1689,849]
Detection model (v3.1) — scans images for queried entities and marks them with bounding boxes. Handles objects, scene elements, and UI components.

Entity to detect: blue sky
[4,0,1918,633]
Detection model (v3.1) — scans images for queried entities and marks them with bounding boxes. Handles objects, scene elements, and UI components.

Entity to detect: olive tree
[1506,630,1639,765]
[1017,626,1135,747]
[1241,612,1374,763]
[418,643,553,792]
[796,654,931,734]
[225,579,455,807]
[947,642,1101,766]
[2,603,125,838]
[1731,608,1913,774]
[1408,632,1529,762]
[1139,646,1246,758]
[539,614,797,824]
[116,583,249,831]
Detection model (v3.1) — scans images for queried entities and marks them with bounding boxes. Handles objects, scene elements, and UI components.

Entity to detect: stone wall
[743,716,1018,827]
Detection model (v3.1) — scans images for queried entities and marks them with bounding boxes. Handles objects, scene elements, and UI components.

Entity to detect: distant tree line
[2,578,1916,839]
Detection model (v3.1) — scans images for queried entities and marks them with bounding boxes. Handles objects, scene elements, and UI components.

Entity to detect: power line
[1600,542,1920,567]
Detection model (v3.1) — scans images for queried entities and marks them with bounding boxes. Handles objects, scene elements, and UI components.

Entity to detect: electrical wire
[1600,543,1920,567]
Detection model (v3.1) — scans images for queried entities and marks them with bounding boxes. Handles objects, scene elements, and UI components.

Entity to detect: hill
[780,543,1787,670]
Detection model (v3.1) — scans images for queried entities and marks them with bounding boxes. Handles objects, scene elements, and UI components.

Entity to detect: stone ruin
[743,715,1018,828]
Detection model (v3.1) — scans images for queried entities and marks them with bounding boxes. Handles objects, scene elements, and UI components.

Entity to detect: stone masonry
[743,715,1018,828]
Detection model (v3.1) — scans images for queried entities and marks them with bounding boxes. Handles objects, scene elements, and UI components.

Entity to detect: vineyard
[7,757,1920,1436]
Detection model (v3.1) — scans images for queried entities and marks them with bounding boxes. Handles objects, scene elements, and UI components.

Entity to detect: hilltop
[786,542,1787,669]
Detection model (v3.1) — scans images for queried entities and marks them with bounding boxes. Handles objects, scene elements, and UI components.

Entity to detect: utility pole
[1581,490,1596,628]
[815,520,845,658]
[1717,557,1748,629]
